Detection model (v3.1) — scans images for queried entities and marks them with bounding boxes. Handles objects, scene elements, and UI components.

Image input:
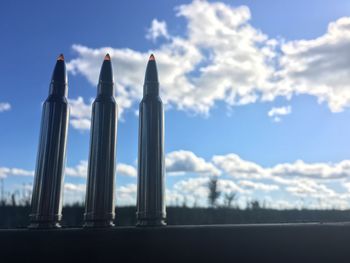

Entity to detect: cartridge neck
[49,82,68,97]
[49,60,67,97]
[143,82,159,96]
[97,81,114,97]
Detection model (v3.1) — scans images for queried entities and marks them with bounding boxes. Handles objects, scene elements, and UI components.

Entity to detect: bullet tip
[104,53,111,61]
[57,54,64,61]
[149,54,155,61]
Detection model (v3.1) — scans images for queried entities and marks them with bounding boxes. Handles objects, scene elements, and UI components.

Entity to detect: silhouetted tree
[11,193,16,207]
[0,178,4,204]
[193,197,198,208]
[224,192,236,207]
[182,197,188,208]
[208,177,221,207]
[249,200,261,210]
[175,197,180,207]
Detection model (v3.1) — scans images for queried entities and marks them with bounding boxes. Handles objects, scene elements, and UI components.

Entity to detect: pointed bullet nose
[51,54,67,85]
[104,53,111,61]
[149,54,155,61]
[145,54,158,83]
[99,54,113,83]
[57,54,65,61]
[49,54,68,96]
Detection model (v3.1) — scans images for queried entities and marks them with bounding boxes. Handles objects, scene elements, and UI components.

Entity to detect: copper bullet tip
[104,53,111,61]
[57,54,64,61]
[149,54,155,61]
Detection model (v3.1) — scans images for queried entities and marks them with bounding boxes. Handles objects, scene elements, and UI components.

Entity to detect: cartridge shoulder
[141,95,163,104]
[45,95,68,104]
[94,95,117,104]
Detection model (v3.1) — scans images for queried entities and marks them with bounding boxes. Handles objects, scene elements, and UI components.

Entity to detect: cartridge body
[84,55,118,228]
[29,94,69,228]
[84,95,117,227]
[137,89,166,226]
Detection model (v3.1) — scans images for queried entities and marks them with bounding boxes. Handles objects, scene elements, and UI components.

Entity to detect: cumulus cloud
[212,154,267,179]
[66,0,350,120]
[213,154,350,180]
[65,160,137,178]
[67,0,276,117]
[68,97,92,131]
[267,105,291,122]
[146,19,169,41]
[171,177,245,206]
[276,17,350,112]
[167,151,350,208]
[0,167,34,178]
[117,184,137,206]
[285,179,335,198]
[62,182,139,205]
[166,150,221,176]
[116,163,137,177]
[270,159,350,179]
[5,149,350,208]
[64,183,86,192]
[238,180,279,192]
[65,160,88,178]
[0,102,11,112]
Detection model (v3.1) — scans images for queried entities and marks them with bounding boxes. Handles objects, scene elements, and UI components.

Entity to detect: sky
[1,0,350,209]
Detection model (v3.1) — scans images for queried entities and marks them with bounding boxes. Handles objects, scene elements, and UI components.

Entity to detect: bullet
[29,54,69,228]
[84,54,118,228]
[137,54,166,226]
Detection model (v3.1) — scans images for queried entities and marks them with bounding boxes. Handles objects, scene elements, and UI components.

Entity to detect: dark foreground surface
[2,223,350,263]
[3,205,350,227]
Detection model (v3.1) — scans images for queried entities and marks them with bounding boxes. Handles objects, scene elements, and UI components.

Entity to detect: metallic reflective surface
[29,57,69,228]
[84,56,118,228]
[137,56,166,226]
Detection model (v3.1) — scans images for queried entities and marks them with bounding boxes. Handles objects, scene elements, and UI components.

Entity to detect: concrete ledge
[2,223,350,262]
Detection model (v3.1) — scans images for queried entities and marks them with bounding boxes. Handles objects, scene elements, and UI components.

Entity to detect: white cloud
[267,105,291,122]
[68,97,92,131]
[146,19,169,41]
[65,160,137,178]
[5,149,350,208]
[171,177,245,206]
[0,167,34,178]
[166,150,221,176]
[116,163,137,177]
[67,0,275,116]
[63,183,86,204]
[212,153,267,179]
[66,1,350,118]
[116,184,137,206]
[60,182,139,205]
[276,17,350,112]
[65,160,88,178]
[173,177,210,198]
[285,179,334,198]
[342,181,350,192]
[270,159,350,179]
[282,178,350,209]
[64,183,86,192]
[0,102,11,112]
[238,180,279,192]
[172,177,211,206]
[213,154,350,180]
[70,118,91,131]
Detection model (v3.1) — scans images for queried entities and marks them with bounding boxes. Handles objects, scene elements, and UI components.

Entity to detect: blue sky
[1,0,350,209]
